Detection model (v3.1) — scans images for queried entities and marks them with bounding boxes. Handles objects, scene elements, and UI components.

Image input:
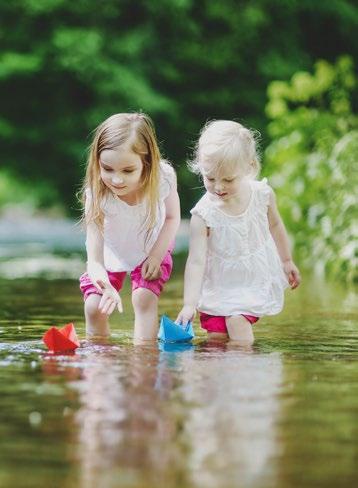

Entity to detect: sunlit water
[0,268,357,488]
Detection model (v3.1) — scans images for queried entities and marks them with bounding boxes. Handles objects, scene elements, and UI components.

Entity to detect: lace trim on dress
[254,177,271,209]
[159,161,176,200]
[190,178,272,226]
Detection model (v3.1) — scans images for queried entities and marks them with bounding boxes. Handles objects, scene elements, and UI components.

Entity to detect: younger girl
[176,120,300,344]
[79,113,180,341]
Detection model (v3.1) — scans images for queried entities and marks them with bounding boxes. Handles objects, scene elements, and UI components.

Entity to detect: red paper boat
[43,323,80,352]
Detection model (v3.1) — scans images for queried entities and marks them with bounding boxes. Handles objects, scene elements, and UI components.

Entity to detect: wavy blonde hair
[189,120,261,178]
[80,112,161,234]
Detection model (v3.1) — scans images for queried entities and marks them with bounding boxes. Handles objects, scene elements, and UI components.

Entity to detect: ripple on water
[0,274,357,488]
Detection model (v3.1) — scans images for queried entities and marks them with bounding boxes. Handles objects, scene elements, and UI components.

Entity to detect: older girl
[79,113,180,341]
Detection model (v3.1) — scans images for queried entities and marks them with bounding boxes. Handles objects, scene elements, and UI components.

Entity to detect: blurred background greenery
[0,0,357,283]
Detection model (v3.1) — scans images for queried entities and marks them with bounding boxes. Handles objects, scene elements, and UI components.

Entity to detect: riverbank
[0,207,189,279]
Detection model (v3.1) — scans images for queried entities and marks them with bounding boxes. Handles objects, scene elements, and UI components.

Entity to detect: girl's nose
[112,175,124,185]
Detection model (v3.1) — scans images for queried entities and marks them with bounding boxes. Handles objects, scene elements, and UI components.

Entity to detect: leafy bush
[0,169,60,211]
[264,56,357,283]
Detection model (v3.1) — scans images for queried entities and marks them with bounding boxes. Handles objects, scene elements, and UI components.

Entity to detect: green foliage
[0,0,357,216]
[264,57,358,283]
[0,52,42,80]
[0,169,60,209]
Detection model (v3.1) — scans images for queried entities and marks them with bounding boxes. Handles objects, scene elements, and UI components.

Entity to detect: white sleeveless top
[85,161,175,272]
[191,178,289,317]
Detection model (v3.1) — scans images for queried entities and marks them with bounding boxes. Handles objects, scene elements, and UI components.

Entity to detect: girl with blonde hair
[176,120,300,344]
[79,113,180,341]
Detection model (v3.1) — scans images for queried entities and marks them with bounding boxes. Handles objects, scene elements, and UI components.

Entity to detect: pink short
[199,312,259,334]
[79,249,173,300]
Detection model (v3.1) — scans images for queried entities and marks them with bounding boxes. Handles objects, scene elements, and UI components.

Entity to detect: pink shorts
[199,312,259,334]
[79,249,173,300]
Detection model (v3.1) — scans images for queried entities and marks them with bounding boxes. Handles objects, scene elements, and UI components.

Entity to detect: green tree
[264,56,357,283]
[0,0,357,214]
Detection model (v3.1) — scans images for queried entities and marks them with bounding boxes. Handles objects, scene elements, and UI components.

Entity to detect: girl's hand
[141,255,162,281]
[283,260,301,289]
[96,280,123,315]
[175,305,196,327]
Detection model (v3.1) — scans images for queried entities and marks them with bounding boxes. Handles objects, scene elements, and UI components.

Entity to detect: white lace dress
[85,161,175,272]
[191,178,289,317]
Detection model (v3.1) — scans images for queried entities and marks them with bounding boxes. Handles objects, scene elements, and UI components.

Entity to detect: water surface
[0,272,357,488]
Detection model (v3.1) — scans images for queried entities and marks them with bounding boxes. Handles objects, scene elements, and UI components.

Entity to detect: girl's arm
[142,177,181,280]
[86,221,123,313]
[86,221,108,286]
[176,214,208,325]
[267,190,301,289]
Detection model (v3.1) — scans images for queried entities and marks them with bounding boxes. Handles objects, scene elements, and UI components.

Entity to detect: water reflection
[42,351,83,381]
[0,274,357,488]
[44,339,283,488]
[71,342,190,488]
[180,344,283,488]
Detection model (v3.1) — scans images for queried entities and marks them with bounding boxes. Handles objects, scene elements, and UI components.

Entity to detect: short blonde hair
[189,120,261,178]
[80,112,161,233]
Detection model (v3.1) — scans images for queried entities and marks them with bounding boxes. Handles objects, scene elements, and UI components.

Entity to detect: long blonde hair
[189,120,261,178]
[80,113,161,233]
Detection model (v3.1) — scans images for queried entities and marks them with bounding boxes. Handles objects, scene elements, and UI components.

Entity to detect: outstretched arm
[176,214,208,325]
[267,190,301,289]
[142,177,181,280]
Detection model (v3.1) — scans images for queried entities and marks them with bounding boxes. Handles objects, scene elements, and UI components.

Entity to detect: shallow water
[0,272,357,488]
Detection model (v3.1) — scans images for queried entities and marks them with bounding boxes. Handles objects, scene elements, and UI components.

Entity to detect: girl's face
[99,145,144,198]
[200,161,244,201]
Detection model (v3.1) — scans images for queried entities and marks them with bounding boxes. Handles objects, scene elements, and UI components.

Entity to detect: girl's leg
[207,332,228,341]
[129,249,173,343]
[131,287,158,343]
[199,313,228,341]
[80,271,126,338]
[226,315,255,345]
[84,294,110,337]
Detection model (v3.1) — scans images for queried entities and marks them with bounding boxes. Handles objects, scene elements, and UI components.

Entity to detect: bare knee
[85,294,106,320]
[226,315,255,345]
[84,294,109,336]
[132,288,158,341]
[132,288,158,313]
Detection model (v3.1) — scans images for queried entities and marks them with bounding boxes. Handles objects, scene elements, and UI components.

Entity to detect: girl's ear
[250,160,257,171]
[245,161,255,177]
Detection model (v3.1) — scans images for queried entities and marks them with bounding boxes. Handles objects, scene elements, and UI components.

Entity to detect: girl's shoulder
[159,160,177,199]
[159,159,176,181]
[251,177,273,208]
[84,187,117,215]
[190,193,215,226]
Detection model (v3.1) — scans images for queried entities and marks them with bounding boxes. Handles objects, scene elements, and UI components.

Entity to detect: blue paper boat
[158,315,194,343]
